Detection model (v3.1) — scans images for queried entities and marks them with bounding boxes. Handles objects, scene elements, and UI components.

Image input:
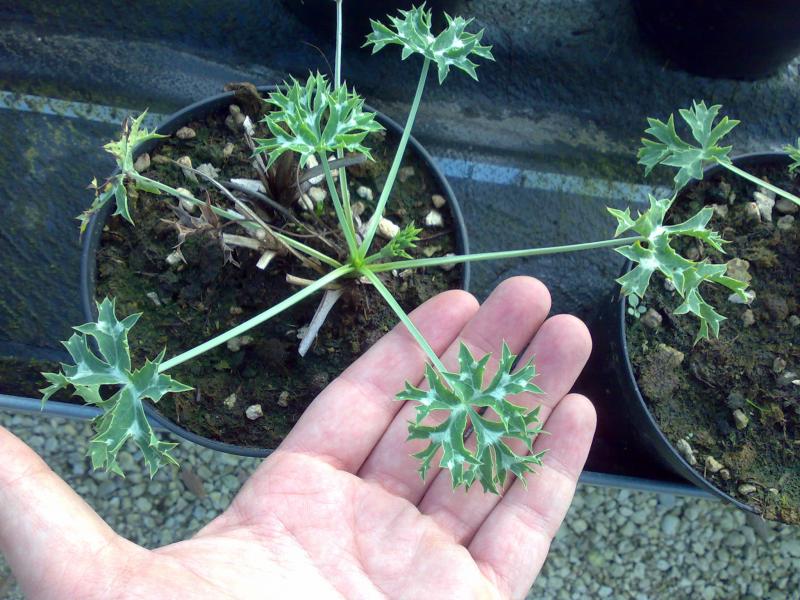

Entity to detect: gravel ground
[0,413,797,599]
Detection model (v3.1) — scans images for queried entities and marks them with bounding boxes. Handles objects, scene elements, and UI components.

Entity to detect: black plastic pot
[633,0,800,79]
[598,153,793,513]
[284,0,463,47]
[81,86,470,458]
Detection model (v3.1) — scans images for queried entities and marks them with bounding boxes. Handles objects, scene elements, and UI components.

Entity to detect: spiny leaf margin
[609,195,749,342]
[785,138,800,173]
[79,111,166,233]
[40,298,191,477]
[398,342,545,493]
[365,3,495,84]
[638,100,739,191]
[254,73,384,169]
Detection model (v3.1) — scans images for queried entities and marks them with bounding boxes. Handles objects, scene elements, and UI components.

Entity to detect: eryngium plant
[46,4,752,493]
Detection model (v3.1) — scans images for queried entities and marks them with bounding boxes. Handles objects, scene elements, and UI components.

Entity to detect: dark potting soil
[94,100,463,449]
[627,164,800,524]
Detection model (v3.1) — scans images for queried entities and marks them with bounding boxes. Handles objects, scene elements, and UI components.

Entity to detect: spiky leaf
[40,298,191,476]
[79,112,165,232]
[785,138,800,173]
[255,73,384,168]
[399,342,544,493]
[103,111,166,173]
[365,4,494,84]
[372,222,423,261]
[609,195,749,341]
[638,101,739,190]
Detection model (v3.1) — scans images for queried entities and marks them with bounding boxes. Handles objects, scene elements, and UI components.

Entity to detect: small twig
[222,233,262,251]
[224,180,295,221]
[286,274,342,291]
[168,158,328,273]
[299,155,366,188]
[224,180,343,256]
[241,116,272,193]
[298,288,344,357]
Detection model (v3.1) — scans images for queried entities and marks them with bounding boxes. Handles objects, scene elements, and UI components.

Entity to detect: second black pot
[633,0,800,79]
[81,86,471,458]
[597,152,794,514]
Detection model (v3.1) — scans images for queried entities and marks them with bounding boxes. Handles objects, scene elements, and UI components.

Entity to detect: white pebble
[308,186,327,204]
[245,404,263,420]
[175,126,196,140]
[424,209,444,228]
[378,217,401,239]
[356,186,374,201]
[754,191,775,222]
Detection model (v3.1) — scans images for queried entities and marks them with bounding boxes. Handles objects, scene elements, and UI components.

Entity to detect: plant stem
[368,236,645,273]
[718,160,800,206]
[360,269,447,373]
[333,1,357,257]
[129,172,250,226]
[272,231,343,269]
[321,155,361,259]
[159,265,353,372]
[360,57,431,255]
[335,0,343,87]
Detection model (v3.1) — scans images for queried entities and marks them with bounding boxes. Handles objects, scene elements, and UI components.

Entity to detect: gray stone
[725,532,747,548]
[781,539,800,558]
[661,514,680,536]
[777,215,795,231]
[570,518,588,534]
[135,497,153,512]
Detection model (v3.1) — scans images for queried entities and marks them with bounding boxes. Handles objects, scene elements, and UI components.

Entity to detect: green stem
[360,57,431,255]
[368,236,645,273]
[335,0,343,87]
[272,231,343,269]
[321,155,360,259]
[361,269,447,373]
[333,2,356,261]
[159,265,353,372]
[130,173,250,226]
[719,160,800,206]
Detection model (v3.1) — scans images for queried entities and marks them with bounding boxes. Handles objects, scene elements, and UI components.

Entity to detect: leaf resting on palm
[40,298,191,476]
[398,342,544,494]
[638,100,739,191]
[609,195,749,341]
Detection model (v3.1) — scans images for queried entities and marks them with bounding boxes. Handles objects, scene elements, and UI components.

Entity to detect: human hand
[0,277,595,600]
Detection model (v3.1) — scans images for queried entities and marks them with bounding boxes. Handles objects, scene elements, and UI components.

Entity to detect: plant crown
[255,73,384,168]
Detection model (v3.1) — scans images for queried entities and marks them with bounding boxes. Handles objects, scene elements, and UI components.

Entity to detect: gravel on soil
[0,413,798,599]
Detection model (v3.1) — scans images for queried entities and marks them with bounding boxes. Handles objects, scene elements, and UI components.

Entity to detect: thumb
[0,425,131,597]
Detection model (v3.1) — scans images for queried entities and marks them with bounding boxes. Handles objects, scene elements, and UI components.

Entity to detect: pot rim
[80,86,471,457]
[617,151,793,513]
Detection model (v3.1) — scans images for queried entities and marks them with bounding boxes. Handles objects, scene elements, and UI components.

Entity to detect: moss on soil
[627,164,800,525]
[94,99,463,449]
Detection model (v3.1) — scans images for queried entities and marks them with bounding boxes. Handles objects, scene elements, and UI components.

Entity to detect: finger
[358,277,551,503]
[0,426,136,596]
[418,315,592,544]
[468,394,596,600]
[275,289,479,473]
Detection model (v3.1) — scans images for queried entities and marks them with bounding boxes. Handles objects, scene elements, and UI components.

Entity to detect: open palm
[0,277,595,600]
